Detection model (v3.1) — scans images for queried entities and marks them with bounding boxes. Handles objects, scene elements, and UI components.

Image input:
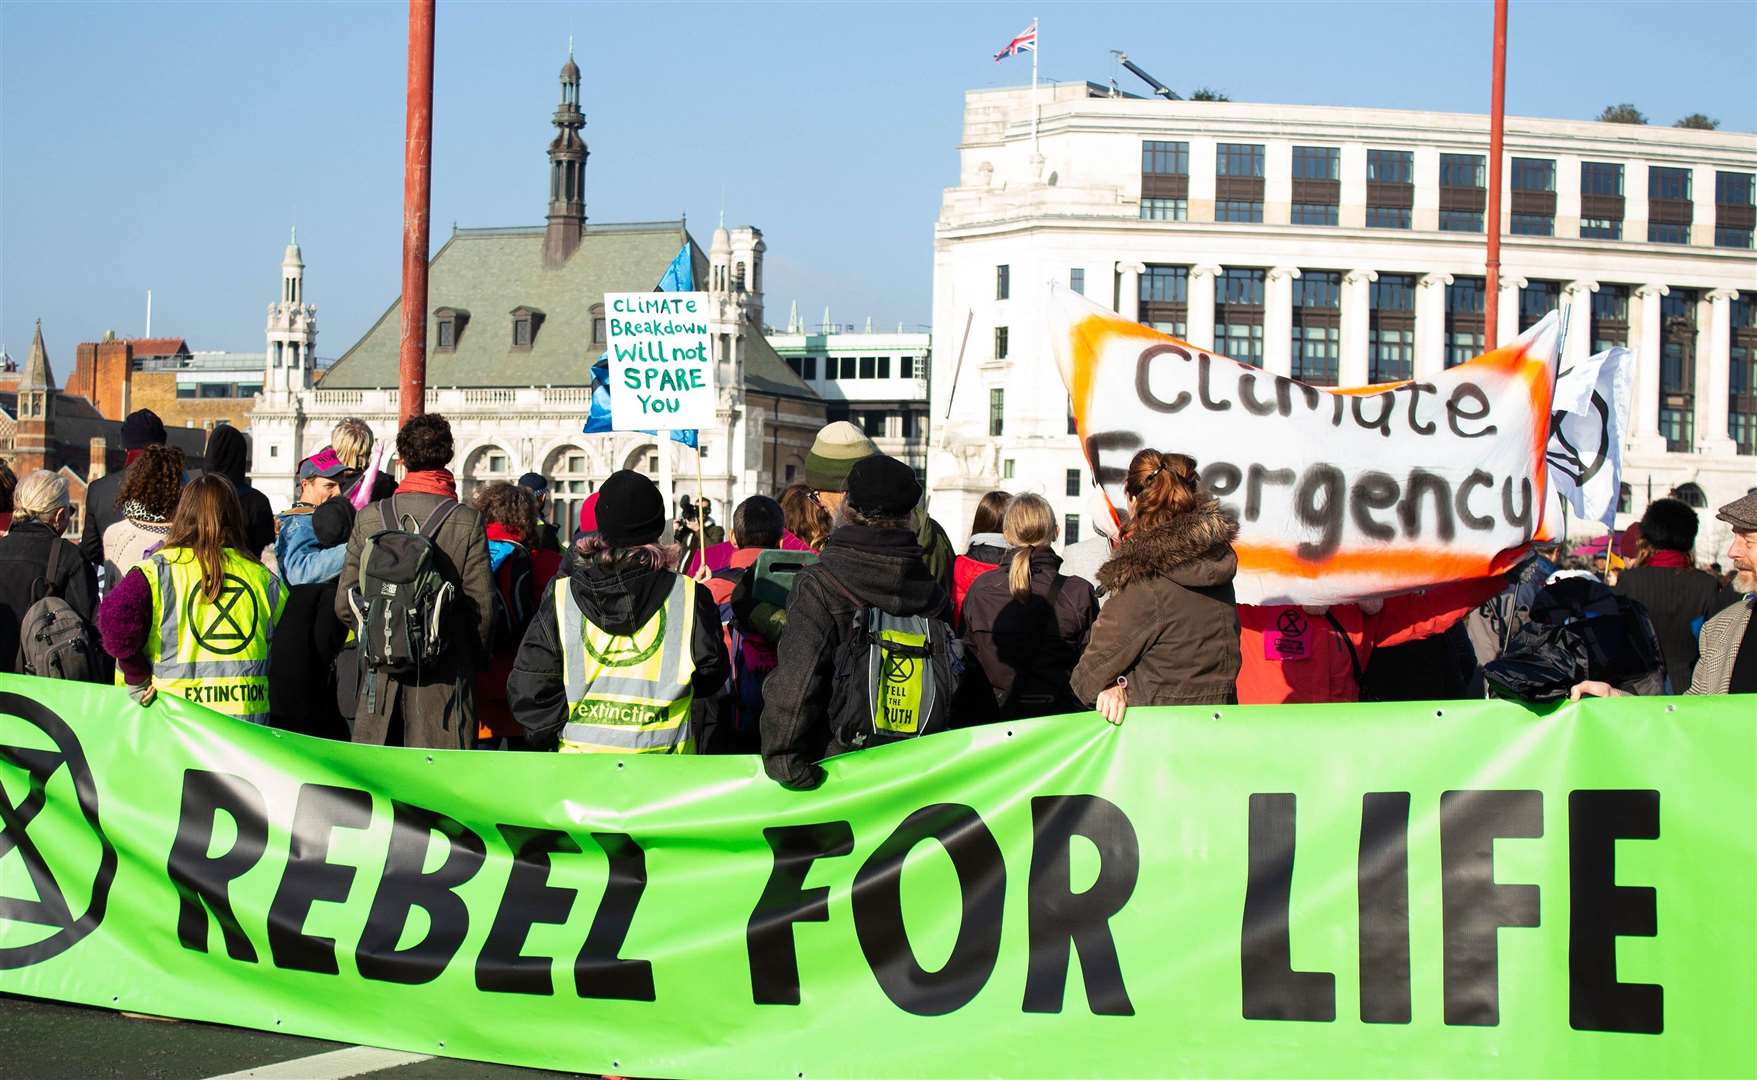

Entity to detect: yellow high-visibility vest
[556,574,696,754]
[133,547,284,724]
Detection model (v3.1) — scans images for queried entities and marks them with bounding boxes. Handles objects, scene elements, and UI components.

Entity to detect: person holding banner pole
[1070,450,1241,721]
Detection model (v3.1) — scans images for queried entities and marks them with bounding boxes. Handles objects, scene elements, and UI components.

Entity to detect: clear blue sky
[3,1,1753,366]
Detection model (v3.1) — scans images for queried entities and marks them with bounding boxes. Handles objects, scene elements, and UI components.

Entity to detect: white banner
[1547,347,1633,528]
[606,291,714,431]
[1048,284,1561,606]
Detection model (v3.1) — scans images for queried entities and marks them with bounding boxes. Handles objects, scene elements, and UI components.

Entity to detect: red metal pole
[398,0,435,425]
[1484,0,1507,347]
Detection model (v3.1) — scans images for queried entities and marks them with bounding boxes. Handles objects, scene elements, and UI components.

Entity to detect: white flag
[1547,347,1633,528]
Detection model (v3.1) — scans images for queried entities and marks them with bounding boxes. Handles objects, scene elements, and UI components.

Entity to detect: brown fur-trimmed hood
[1097,496,1239,594]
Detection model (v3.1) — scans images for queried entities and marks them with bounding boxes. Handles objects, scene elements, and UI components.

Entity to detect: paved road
[0,995,595,1080]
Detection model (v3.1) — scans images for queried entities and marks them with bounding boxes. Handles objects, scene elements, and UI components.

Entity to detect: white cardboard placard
[605,291,713,431]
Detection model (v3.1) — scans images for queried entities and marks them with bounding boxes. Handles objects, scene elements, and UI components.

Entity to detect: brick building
[1,321,206,533]
[65,333,260,433]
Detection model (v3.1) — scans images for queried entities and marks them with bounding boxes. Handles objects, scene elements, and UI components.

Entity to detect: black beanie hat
[311,494,358,548]
[121,409,167,450]
[596,470,666,547]
[846,454,922,519]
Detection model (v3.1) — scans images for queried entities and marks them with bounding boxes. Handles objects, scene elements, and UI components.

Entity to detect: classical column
[1188,264,1221,352]
[1496,275,1527,348]
[1340,270,1377,385]
[1415,272,1453,378]
[1116,261,1145,323]
[1264,266,1301,376]
[1561,280,1598,369]
[1700,289,1740,456]
[1631,283,1669,452]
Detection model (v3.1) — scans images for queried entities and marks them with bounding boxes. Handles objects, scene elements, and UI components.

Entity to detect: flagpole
[1031,17,1040,152]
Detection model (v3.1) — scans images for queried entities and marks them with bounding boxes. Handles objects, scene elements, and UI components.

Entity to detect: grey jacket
[1688,597,1753,695]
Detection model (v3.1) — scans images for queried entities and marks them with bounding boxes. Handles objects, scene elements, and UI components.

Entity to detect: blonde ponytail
[1000,493,1058,602]
[1008,547,1034,601]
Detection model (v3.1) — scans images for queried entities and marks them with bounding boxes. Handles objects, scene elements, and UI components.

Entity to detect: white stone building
[766,317,931,482]
[249,56,824,534]
[930,83,1757,561]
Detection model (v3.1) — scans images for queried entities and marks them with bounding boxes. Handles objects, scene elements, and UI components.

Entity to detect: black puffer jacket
[760,524,952,788]
[508,555,728,750]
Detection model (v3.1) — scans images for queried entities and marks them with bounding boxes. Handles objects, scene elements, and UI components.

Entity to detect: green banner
[1,674,1752,1077]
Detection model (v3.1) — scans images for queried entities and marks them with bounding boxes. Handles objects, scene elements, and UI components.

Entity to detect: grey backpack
[19,542,99,682]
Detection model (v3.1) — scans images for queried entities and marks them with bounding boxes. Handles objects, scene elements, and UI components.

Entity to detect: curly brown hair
[472,480,537,543]
[117,444,186,518]
[396,413,453,471]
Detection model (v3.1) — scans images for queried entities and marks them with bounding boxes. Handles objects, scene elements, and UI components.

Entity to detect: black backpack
[1482,577,1667,701]
[487,543,537,653]
[18,542,99,682]
[822,574,963,750]
[347,498,459,678]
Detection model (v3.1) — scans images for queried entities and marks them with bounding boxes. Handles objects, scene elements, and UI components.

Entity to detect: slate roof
[319,221,811,403]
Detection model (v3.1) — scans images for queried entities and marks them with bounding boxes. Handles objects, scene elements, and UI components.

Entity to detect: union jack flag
[993,20,1037,62]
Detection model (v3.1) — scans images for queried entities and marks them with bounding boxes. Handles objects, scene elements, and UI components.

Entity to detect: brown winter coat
[334,491,494,749]
[1070,497,1241,706]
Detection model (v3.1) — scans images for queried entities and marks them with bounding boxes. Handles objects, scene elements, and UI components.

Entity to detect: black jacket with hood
[958,546,1098,721]
[205,425,276,557]
[760,524,953,789]
[508,555,729,750]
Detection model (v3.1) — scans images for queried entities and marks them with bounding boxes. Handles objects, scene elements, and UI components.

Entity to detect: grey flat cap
[1716,490,1757,531]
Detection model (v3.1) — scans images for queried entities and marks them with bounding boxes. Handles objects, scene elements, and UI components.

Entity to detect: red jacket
[1236,577,1503,704]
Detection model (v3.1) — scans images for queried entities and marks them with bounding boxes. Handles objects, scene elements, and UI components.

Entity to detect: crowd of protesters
[1,408,1752,788]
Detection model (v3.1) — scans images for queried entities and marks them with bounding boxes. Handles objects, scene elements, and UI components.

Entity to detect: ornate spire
[544,48,588,267]
[22,319,54,390]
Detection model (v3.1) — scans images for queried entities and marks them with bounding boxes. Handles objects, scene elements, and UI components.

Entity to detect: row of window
[782,354,923,380]
[434,307,549,351]
[1139,140,1756,248]
[825,405,924,440]
[175,382,263,399]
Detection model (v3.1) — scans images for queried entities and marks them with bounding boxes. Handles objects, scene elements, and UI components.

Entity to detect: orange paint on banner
[1234,542,1530,582]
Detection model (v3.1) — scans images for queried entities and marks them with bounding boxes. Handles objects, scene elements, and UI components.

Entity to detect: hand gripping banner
[1,676,1753,1078]
[1048,285,1561,606]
